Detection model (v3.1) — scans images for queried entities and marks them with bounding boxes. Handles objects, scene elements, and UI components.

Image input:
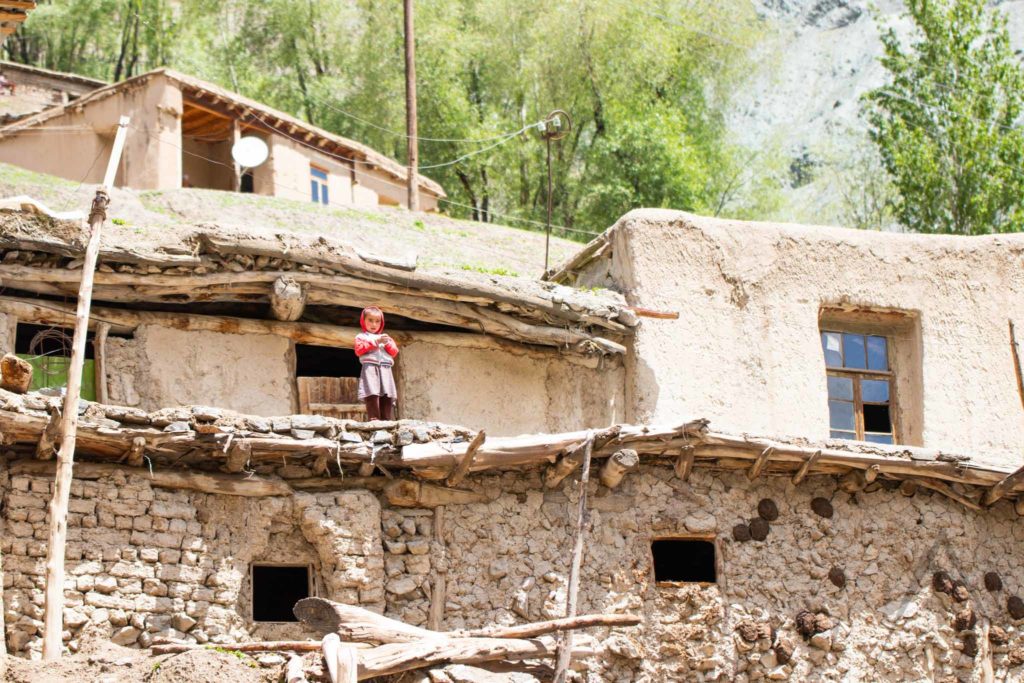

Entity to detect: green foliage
[459,263,518,277]
[863,0,1024,234]
[6,0,777,237]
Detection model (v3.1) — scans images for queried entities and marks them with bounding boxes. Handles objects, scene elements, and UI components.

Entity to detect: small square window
[651,538,716,584]
[251,565,311,622]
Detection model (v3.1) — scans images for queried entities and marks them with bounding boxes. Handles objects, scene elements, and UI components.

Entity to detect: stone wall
[405,467,1024,682]
[0,467,383,658]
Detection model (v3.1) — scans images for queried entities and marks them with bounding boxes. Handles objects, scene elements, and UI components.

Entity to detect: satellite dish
[231,136,269,168]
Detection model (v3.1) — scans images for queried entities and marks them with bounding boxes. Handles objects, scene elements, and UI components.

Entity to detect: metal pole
[41,115,130,661]
[404,0,419,212]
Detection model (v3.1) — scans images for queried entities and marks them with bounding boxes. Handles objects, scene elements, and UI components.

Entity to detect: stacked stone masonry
[4,461,1024,681]
[0,466,383,658]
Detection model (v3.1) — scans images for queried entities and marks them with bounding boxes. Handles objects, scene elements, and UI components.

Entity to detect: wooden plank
[1011,320,1024,412]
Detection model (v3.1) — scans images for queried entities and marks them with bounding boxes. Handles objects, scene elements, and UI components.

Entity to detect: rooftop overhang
[0,2,36,43]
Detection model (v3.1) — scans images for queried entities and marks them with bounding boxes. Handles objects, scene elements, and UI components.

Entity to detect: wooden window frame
[822,329,899,444]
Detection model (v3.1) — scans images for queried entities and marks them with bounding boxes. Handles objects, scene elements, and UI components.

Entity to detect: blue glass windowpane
[311,180,319,203]
[867,336,888,371]
[827,375,853,400]
[311,167,328,180]
[842,333,866,369]
[861,379,890,403]
[321,185,329,206]
[821,332,842,367]
[830,430,856,440]
[828,400,855,430]
[865,433,894,445]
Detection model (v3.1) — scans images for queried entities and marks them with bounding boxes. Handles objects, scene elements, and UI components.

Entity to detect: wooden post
[552,432,594,683]
[599,449,638,488]
[93,322,109,404]
[427,505,446,631]
[791,449,821,486]
[41,115,130,661]
[1010,320,1024,412]
[403,0,419,212]
[446,430,485,487]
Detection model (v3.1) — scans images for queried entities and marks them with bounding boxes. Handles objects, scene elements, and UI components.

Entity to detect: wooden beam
[223,441,251,473]
[747,446,773,480]
[123,436,145,467]
[0,294,604,368]
[446,430,485,487]
[0,10,28,21]
[34,404,61,460]
[383,479,487,508]
[982,463,1024,507]
[791,449,821,486]
[918,478,982,511]
[11,459,293,497]
[674,448,694,481]
[598,449,638,488]
[270,276,306,322]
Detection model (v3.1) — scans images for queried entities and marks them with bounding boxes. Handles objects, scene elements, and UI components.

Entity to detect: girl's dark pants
[364,395,394,421]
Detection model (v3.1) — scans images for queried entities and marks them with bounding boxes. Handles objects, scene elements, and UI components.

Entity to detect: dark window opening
[652,539,716,584]
[16,323,94,359]
[863,404,892,434]
[252,565,310,622]
[295,343,360,378]
[240,170,254,193]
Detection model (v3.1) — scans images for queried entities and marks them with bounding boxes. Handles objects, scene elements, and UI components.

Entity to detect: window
[15,323,96,400]
[251,564,311,622]
[821,330,895,444]
[295,344,366,420]
[310,165,329,205]
[240,169,254,193]
[651,538,716,584]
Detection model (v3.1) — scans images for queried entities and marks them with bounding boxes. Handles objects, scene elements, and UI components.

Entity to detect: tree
[863,0,1024,235]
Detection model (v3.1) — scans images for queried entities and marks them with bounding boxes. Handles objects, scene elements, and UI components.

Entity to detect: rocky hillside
[733,0,1024,226]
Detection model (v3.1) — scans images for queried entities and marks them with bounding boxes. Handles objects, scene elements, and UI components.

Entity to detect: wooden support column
[446,430,485,487]
[42,115,130,661]
[427,505,446,631]
[93,322,109,404]
[552,433,594,683]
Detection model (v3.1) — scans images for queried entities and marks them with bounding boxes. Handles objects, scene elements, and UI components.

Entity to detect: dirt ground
[1,636,281,683]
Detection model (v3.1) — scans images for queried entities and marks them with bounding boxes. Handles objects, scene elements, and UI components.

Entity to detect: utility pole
[404,0,419,212]
[41,116,130,661]
[540,110,571,276]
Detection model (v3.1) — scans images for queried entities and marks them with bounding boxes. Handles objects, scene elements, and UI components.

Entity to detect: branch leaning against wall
[40,116,131,662]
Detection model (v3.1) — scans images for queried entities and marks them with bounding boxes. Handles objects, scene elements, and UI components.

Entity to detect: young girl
[354,306,399,420]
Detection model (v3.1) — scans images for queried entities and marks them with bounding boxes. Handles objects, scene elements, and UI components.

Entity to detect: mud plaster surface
[605,209,1024,468]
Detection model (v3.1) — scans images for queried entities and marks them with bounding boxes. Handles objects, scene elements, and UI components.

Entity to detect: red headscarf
[360,306,385,333]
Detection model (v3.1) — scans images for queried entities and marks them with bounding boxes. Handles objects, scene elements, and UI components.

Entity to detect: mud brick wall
[0,466,384,658]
